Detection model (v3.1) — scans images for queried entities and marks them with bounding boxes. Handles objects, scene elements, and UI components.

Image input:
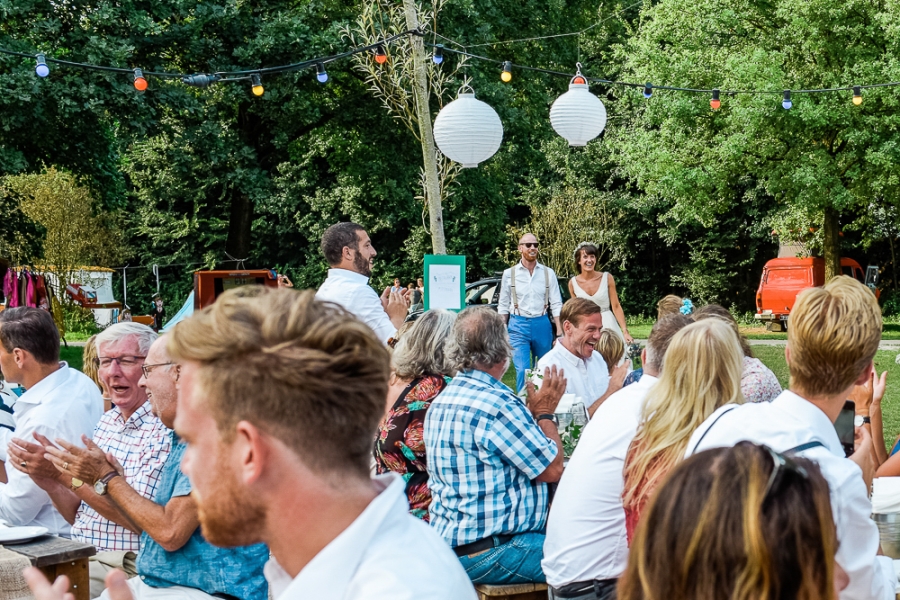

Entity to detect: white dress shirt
[687,390,897,600]
[264,474,476,600]
[316,269,396,343]
[542,375,657,588]
[0,365,102,536]
[498,262,563,317]
[536,342,610,404]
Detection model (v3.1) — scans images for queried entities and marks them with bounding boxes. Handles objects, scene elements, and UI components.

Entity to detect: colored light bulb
[133,68,147,91]
[316,63,328,83]
[501,61,512,83]
[852,86,862,106]
[782,90,792,110]
[35,54,49,78]
[710,88,720,110]
[375,46,387,65]
[643,83,652,99]
[250,73,264,96]
[432,45,444,64]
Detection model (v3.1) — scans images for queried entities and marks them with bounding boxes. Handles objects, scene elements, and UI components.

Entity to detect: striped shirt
[71,402,170,551]
[424,369,558,547]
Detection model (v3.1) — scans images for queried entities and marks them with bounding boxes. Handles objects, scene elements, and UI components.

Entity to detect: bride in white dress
[568,242,634,344]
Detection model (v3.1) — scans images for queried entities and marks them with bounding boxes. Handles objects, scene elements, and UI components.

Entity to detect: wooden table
[6,536,96,600]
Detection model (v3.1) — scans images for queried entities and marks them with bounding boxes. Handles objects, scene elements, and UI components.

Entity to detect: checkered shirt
[424,368,558,548]
[71,402,171,552]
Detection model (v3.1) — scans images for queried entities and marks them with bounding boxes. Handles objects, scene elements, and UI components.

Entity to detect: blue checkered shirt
[424,368,558,547]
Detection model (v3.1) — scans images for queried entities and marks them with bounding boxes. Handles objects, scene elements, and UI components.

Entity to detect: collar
[326,268,369,285]
[555,341,596,367]
[772,390,843,455]
[266,474,406,599]
[111,400,154,429]
[459,368,512,392]
[632,373,658,390]
[16,364,69,406]
[515,261,544,272]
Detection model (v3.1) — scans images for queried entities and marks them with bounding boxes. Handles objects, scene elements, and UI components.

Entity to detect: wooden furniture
[193,270,278,310]
[475,583,549,600]
[8,536,96,600]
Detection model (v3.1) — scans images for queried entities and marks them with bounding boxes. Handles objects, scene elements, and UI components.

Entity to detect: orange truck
[754,257,880,331]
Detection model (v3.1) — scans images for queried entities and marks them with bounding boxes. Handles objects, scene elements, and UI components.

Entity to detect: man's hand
[24,567,134,600]
[850,425,876,490]
[44,435,114,485]
[526,365,567,416]
[8,436,64,483]
[385,290,411,327]
[607,362,628,395]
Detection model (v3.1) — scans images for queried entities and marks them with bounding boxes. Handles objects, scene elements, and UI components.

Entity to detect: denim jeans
[508,314,553,393]
[457,532,547,585]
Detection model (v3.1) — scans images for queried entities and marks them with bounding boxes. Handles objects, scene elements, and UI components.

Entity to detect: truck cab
[754,257,878,331]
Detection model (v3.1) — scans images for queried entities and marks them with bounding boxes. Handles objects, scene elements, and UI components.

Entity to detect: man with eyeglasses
[498,233,564,393]
[10,322,170,598]
[0,308,101,535]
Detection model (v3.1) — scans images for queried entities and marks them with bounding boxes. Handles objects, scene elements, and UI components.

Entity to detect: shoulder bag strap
[785,441,825,454]
[689,406,738,454]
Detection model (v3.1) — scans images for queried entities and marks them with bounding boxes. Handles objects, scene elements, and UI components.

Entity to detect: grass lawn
[60,346,84,372]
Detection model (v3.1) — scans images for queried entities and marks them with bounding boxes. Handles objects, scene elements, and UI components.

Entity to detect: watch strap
[537,413,558,425]
[861,415,871,424]
[99,471,120,485]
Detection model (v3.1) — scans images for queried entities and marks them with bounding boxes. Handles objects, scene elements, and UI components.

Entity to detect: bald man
[497,233,563,393]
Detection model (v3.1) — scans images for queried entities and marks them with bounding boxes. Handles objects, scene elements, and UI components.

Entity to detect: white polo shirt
[536,342,610,404]
[316,269,396,343]
[542,374,657,588]
[687,390,897,600]
[264,474,476,600]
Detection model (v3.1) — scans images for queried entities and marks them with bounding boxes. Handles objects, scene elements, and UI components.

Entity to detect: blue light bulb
[782,90,792,110]
[316,63,328,84]
[643,83,652,99]
[35,54,49,78]
[433,44,444,65]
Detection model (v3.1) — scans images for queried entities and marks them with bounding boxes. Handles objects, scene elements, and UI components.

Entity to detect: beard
[353,250,372,277]
[194,454,266,548]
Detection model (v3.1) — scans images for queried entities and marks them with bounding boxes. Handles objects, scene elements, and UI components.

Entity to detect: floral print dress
[374,374,446,521]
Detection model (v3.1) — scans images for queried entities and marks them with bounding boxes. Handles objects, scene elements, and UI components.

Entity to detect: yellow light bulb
[252,85,264,97]
[852,95,863,106]
[501,71,512,83]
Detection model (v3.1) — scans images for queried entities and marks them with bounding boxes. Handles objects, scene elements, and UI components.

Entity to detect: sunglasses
[761,445,809,501]
[520,242,539,248]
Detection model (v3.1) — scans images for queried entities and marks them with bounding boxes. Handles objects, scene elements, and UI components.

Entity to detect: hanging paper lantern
[550,65,608,147]
[433,86,503,168]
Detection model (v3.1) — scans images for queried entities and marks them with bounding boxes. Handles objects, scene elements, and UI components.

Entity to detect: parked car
[406,272,572,322]
[754,257,879,331]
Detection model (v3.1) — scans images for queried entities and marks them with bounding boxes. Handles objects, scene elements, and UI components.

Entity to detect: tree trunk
[225,190,253,262]
[402,0,447,255]
[891,236,898,291]
[822,206,841,282]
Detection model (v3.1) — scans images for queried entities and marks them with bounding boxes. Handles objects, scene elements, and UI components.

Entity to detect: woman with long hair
[619,442,847,600]
[375,309,456,521]
[568,242,633,344]
[622,318,745,540]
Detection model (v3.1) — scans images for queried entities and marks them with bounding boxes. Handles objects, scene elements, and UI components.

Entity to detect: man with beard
[316,222,409,344]
[28,336,269,600]
[536,299,628,417]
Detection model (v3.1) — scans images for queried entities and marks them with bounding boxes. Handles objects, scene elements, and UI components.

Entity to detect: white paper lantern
[433,87,503,168]
[550,71,608,147]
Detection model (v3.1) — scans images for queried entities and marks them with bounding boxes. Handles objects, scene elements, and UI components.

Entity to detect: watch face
[93,481,107,495]
[854,415,864,428]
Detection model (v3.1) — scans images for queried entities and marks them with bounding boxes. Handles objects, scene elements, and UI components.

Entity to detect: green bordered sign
[423,255,466,312]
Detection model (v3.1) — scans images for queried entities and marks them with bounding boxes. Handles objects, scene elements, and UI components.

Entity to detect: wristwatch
[854,415,871,427]
[71,478,84,491]
[93,471,120,496]
[537,413,558,426]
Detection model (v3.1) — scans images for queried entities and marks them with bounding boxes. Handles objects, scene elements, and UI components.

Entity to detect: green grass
[60,346,84,372]
[626,315,900,341]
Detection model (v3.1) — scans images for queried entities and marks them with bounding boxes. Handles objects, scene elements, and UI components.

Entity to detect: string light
[782,90,792,110]
[133,68,147,91]
[250,73,264,96]
[182,74,220,88]
[643,82,652,99]
[374,45,387,65]
[432,44,444,65]
[501,61,512,83]
[35,54,49,77]
[710,88,720,110]
[852,85,862,106]
[316,63,328,83]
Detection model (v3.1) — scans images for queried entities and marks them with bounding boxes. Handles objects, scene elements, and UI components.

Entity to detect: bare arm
[587,362,628,417]
[567,278,575,299]
[106,472,198,552]
[607,275,633,344]
[527,366,567,483]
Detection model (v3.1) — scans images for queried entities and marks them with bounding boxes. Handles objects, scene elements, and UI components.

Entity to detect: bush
[882,290,900,317]
[61,303,99,337]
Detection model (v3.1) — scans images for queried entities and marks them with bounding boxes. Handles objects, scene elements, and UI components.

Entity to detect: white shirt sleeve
[497,268,512,316]
[353,285,397,344]
[0,422,59,526]
[547,267,563,316]
[832,465,897,600]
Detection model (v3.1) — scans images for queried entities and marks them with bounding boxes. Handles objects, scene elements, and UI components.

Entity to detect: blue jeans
[457,533,547,585]
[508,314,553,393]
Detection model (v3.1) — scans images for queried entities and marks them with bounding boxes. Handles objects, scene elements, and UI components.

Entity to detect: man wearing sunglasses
[686,276,896,600]
[498,233,564,393]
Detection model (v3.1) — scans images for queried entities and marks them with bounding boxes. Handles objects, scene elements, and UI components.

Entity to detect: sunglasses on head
[761,445,809,501]
[521,242,539,248]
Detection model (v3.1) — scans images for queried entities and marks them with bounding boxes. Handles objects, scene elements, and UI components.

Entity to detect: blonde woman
[621,318,745,542]
[81,334,111,411]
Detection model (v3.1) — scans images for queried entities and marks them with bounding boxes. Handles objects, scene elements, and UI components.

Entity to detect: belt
[453,534,514,557]
[551,578,618,599]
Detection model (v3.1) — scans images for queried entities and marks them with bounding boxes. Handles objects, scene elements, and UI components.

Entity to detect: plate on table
[0,526,48,545]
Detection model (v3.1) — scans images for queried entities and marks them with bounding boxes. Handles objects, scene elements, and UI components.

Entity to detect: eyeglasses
[761,445,809,501]
[520,242,539,248]
[141,362,175,378]
[94,356,146,369]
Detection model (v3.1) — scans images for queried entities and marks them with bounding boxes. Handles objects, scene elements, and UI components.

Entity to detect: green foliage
[61,303,100,336]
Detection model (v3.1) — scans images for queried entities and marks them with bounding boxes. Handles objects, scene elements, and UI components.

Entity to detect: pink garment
[24,271,37,307]
[3,269,18,307]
